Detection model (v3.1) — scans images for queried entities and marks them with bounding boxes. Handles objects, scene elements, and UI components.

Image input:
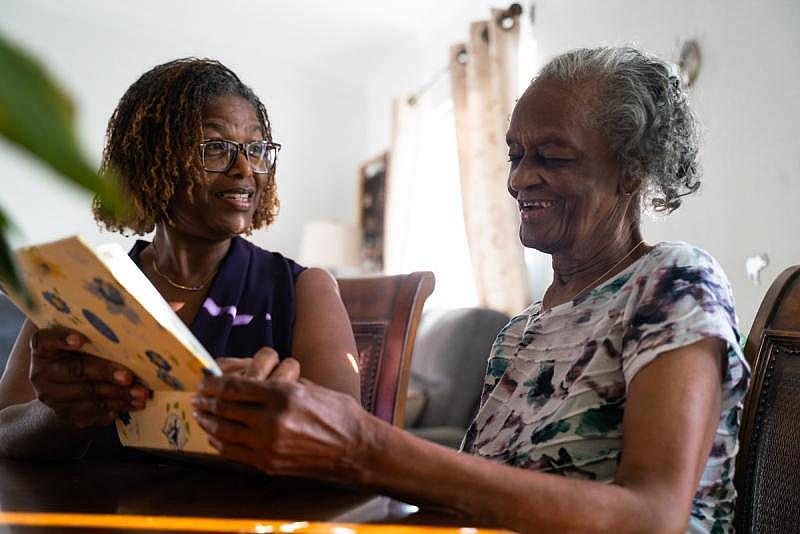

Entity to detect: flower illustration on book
[157,368,184,391]
[85,277,139,324]
[42,291,70,314]
[81,309,119,343]
[145,350,183,390]
[145,350,171,370]
[117,411,140,441]
[162,412,188,450]
[27,248,66,282]
[117,412,142,441]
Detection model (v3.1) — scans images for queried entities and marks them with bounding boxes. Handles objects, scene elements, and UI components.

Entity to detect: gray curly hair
[536,46,701,213]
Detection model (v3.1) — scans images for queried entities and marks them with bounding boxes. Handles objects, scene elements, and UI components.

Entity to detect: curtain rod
[407,3,524,106]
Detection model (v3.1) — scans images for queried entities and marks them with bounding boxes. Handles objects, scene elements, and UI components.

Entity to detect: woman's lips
[519,199,558,221]
[215,190,254,210]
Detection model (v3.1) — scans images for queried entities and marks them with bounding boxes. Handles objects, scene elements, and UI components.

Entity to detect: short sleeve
[620,244,748,400]
[286,257,306,282]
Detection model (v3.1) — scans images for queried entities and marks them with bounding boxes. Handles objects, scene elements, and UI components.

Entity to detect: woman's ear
[620,173,642,197]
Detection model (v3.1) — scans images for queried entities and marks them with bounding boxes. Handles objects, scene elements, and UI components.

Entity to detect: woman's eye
[205,141,226,153]
[537,153,571,166]
[507,153,523,165]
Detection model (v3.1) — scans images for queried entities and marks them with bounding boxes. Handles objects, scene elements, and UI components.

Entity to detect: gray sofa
[405,307,510,448]
[0,294,25,372]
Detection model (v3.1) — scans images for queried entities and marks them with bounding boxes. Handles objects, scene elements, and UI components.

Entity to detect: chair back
[735,265,800,533]
[337,271,434,426]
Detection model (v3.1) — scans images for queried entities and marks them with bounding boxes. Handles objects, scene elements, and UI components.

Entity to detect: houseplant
[0,33,121,302]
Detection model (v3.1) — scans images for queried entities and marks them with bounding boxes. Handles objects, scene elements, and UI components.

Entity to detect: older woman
[192,47,750,533]
[0,58,360,459]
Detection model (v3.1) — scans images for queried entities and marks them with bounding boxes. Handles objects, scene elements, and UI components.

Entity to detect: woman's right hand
[29,327,149,429]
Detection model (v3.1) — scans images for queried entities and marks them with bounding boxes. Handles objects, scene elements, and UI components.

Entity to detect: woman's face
[506,80,629,255]
[168,94,269,240]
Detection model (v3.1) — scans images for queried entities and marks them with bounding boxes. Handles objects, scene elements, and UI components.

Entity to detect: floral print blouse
[462,242,751,533]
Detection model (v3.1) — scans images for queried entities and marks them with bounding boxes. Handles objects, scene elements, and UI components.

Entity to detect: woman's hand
[29,327,149,429]
[216,347,300,381]
[193,375,366,482]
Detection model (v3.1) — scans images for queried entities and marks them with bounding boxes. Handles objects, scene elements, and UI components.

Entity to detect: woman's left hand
[192,375,366,482]
[216,347,300,381]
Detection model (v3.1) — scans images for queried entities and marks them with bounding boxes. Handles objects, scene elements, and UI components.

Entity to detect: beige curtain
[383,94,421,275]
[450,9,530,315]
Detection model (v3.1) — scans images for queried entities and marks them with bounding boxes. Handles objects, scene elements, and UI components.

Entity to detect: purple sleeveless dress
[85,236,305,459]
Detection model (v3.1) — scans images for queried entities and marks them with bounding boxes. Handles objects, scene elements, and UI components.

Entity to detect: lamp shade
[298,220,361,271]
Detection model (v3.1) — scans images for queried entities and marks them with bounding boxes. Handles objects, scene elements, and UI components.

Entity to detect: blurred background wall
[1,0,798,331]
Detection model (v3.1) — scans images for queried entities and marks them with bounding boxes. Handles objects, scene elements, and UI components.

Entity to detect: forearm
[0,400,96,460]
[354,420,680,533]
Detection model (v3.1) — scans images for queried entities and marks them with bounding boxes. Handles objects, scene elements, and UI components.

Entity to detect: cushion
[403,388,428,428]
[407,307,509,429]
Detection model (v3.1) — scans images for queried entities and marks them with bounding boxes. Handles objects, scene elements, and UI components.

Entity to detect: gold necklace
[569,240,645,302]
[150,243,219,292]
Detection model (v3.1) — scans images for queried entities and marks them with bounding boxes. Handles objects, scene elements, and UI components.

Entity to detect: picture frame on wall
[358,152,388,273]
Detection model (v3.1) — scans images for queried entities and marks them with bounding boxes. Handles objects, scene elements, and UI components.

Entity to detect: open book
[1,236,221,454]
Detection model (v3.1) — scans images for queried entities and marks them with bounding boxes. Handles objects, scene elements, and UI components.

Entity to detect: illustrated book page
[1,235,221,454]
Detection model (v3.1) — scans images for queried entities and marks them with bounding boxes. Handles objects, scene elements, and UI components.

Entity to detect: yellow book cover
[1,235,221,455]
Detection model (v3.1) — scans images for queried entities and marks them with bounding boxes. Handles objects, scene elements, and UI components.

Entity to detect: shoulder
[635,239,733,294]
[494,303,538,346]
[293,268,348,324]
[233,236,297,264]
[631,241,733,299]
[233,237,306,280]
[296,267,338,294]
[637,241,726,276]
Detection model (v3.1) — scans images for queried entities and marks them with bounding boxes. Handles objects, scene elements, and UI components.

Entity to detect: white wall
[0,0,366,258]
[362,0,800,332]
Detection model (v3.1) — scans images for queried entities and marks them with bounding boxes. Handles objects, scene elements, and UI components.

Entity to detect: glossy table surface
[0,459,512,533]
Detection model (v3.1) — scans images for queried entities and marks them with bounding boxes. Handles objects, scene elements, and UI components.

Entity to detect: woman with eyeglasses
[0,58,360,459]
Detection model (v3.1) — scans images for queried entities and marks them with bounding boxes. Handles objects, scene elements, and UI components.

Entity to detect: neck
[151,226,232,288]
[552,229,643,287]
[543,226,645,310]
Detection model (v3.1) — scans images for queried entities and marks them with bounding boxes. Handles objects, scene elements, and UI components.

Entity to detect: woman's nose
[507,160,544,197]
[228,148,253,178]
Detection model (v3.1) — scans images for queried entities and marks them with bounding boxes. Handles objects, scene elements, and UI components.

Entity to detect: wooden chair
[734,265,800,533]
[337,271,435,426]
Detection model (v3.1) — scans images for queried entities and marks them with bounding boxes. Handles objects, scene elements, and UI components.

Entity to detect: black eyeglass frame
[198,139,282,174]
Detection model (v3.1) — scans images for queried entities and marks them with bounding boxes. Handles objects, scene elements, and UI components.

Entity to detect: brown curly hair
[93,58,279,234]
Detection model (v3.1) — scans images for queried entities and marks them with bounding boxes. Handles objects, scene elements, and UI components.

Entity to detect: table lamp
[298,220,362,276]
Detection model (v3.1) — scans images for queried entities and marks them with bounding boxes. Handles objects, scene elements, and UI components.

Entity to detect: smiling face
[168,94,270,240]
[506,80,633,256]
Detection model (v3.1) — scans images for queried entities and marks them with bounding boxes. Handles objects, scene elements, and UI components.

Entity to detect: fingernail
[131,400,146,410]
[66,333,81,347]
[113,370,129,384]
[130,387,147,400]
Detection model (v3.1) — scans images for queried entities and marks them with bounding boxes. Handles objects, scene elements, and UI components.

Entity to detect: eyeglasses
[198,139,281,174]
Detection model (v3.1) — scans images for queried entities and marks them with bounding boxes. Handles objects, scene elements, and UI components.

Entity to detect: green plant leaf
[0,33,121,213]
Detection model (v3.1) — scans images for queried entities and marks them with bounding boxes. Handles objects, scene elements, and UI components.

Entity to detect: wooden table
[0,459,512,533]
